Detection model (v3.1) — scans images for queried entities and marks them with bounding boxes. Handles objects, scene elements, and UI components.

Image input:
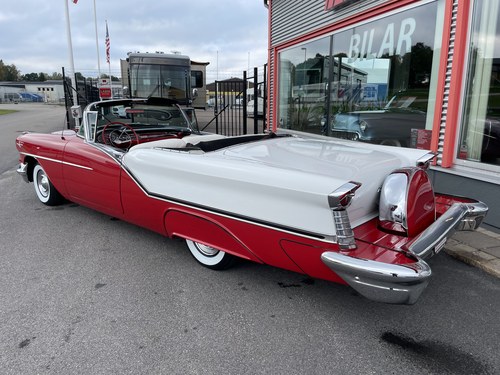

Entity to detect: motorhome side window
[191,71,203,88]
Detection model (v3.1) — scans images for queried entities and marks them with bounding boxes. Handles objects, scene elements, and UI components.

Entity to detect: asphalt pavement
[1,102,499,374]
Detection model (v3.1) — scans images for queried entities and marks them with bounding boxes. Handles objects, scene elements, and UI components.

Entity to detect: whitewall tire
[32,164,64,206]
[186,240,236,270]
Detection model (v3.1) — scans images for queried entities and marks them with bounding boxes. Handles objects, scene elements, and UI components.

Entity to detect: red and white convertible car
[15,98,488,304]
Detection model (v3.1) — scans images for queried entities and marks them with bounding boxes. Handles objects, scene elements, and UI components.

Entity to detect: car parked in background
[111,105,129,119]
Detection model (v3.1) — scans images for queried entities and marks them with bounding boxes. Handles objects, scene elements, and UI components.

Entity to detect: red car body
[15,98,488,304]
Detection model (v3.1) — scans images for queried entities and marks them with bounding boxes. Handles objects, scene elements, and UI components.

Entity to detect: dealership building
[265,0,500,230]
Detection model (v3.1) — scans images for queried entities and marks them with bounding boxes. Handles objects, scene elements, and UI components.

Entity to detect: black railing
[210,65,267,136]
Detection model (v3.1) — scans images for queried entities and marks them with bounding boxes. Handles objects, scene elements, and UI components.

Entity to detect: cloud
[0,0,269,83]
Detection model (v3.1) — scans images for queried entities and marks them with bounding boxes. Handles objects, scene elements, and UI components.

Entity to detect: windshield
[385,92,429,112]
[82,99,200,147]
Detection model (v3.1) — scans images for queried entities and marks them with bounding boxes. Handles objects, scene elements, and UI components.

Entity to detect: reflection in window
[278,1,443,149]
[459,0,500,166]
[279,38,331,132]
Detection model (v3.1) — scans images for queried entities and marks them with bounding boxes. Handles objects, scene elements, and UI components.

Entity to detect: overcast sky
[0,0,269,83]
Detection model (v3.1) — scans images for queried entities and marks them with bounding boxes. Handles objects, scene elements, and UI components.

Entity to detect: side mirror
[192,88,198,99]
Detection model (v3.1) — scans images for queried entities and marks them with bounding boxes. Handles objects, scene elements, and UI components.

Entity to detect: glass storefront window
[278,1,443,149]
[279,38,331,132]
[459,0,500,166]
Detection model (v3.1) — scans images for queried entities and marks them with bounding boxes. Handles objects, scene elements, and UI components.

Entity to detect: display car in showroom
[328,91,428,147]
[15,98,488,304]
[328,91,500,163]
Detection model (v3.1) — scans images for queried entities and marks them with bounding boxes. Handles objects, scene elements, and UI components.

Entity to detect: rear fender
[164,209,263,263]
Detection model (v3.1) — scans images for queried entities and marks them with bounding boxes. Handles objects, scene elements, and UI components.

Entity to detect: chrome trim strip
[404,201,488,259]
[89,142,125,162]
[321,252,431,305]
[20,152,93,171]
[120,166,338,244]
[416,153,436,169]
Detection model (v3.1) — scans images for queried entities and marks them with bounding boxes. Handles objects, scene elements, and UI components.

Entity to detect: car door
[62,113,123,217]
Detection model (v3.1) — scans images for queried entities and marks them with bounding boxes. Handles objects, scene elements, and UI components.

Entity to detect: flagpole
[106,20,113,99]
[93,0,101,79]
[64,0,78,108]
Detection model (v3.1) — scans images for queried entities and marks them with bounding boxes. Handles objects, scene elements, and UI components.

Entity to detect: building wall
[0,82,65,103]
[25,82,65,103]
[268,0,500,230]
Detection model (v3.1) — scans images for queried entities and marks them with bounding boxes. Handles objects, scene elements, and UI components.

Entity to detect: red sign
[325,0,359,11]
[99,87,112,99]
[410,129,432,150]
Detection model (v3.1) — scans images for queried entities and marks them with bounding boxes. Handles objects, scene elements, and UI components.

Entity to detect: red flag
[105,22,110,64]
[73,0,78,4]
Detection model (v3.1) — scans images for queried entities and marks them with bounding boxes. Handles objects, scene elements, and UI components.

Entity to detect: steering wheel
[101,122,139,149]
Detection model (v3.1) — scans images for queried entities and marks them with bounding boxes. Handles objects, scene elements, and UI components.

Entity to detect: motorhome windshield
[129,63,189,102]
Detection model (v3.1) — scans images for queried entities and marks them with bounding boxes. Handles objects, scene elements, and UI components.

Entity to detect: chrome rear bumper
[321,201,488,305]
[321,252,431,304]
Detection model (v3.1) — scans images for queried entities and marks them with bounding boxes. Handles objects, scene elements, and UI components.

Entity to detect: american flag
[105,21,110,64]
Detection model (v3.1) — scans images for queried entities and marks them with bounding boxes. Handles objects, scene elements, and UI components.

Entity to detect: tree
[22,72,40,81]
[100,74,120,82]
[48,72,63,80]
[0,60,21,81]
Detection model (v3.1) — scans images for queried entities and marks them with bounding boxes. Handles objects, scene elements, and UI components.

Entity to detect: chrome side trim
[20,152,93,171]
[120,166,338,244]
[17,162,29,183]
[404,201,488,259]
[321,252,431,305]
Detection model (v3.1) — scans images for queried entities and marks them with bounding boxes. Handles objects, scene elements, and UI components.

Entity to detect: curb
[445,227,500,279]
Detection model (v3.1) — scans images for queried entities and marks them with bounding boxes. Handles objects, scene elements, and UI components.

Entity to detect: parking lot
[1,103,499,374]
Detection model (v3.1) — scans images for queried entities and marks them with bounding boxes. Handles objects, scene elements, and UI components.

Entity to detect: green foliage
[0,59,107,82]
[0,60,21,81]
[100,74,120,82]
[0,109,17,115]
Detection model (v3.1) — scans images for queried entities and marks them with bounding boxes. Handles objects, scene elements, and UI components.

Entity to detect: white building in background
[0,81,65,103]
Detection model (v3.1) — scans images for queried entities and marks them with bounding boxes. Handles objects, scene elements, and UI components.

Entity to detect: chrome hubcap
[37,172,49,198]
[195,243,219,257]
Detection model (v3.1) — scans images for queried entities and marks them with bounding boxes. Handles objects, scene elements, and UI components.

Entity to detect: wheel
[185,239,236,270]
[32,164,64,206]
[102,122,139,149]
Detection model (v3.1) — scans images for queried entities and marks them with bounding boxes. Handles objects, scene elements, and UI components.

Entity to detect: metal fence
[201,65,267,136]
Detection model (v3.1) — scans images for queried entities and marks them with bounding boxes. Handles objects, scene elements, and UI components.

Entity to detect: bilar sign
[348,17,416,63]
